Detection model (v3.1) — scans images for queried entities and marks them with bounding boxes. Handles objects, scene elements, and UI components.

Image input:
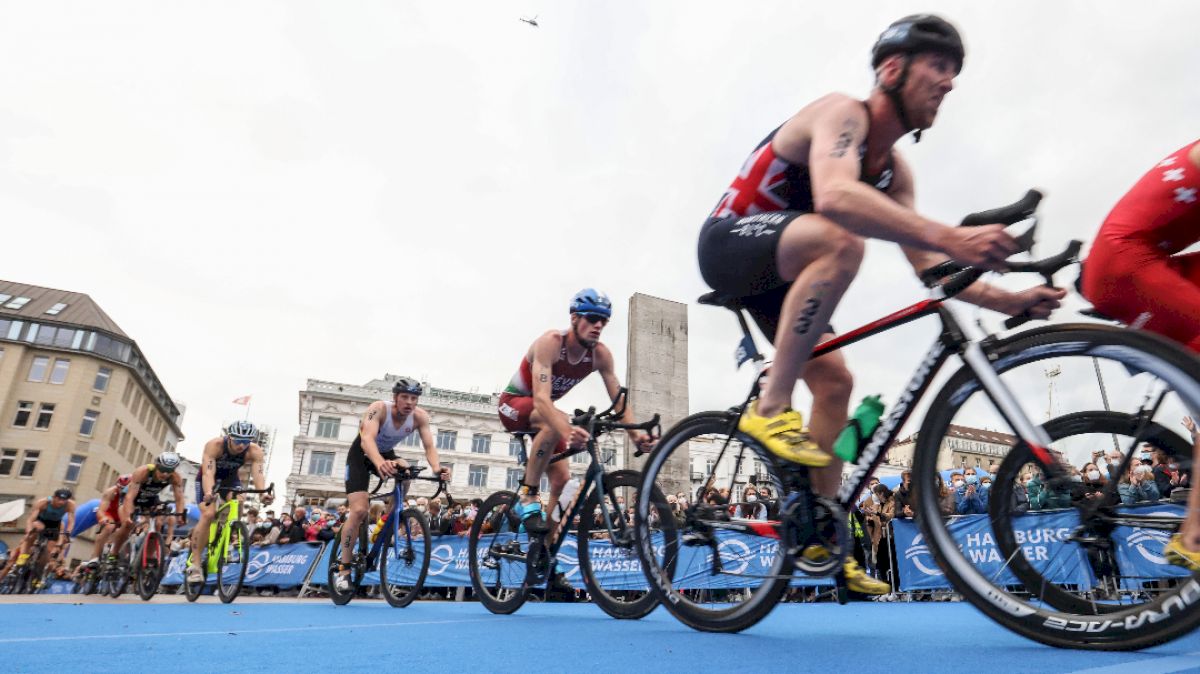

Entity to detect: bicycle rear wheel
[216,522,250,604]
[578,469,673,620]
[327,522,367,606]
[635,411,792,633]
[380,508,431,608]
[136,532,164,601]
[914,324,1200,650]
[468,490,531,614]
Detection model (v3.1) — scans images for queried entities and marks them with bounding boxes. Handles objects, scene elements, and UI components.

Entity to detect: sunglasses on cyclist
[578,313,609,325]
[231,437,252,446]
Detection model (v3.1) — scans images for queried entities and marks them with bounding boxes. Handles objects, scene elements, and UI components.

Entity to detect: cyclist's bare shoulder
[1188,140,1200,169]
[530,329,564,360]
[411,406,431,426]
[775,93,867,163]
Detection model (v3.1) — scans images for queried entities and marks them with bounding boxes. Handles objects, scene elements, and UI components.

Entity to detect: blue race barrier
[1111,502,1192,589]
[308,532,833,589]
[160,542,324,588]
[892,509,1095,591]
[41,580,77,594]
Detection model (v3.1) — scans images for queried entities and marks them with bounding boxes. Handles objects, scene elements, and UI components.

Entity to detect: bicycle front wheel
[380,508,431,608]
[914,324,1200,650]
[136,532,163,601]
[468,490,530,614]
[327,522,367,606]
[578,469,673,620]
[635,411,792,633]
[109,541,133,597]
[216,522,250,604]
[183,550,203,602]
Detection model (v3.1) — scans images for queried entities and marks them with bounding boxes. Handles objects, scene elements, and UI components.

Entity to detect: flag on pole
[232,395,252,405]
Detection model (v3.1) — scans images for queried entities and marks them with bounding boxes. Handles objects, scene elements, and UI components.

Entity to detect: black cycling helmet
[53,488,72,500]
[871,14,964,72]
[871,14,965,142]
[392,378,423,396]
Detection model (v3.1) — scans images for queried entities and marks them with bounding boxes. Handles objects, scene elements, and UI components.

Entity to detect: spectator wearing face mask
[1079,462,1116,506]
[1149,446,1187,499]
[1118,458,1161,504]
[277,510,307,545]
[894,471,914,519]
[734,486,767,520]
[427,497,451,537]
[757,486,778,520]
[1012,471,1031,514]
[954,468,989,515]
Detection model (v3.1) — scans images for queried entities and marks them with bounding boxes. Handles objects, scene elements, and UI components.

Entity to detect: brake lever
[1003,240,1082,330]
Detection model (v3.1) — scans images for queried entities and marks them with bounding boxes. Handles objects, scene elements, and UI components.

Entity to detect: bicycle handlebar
[570,387,662,457]
[370,465,454,503]
[209,482,275,497]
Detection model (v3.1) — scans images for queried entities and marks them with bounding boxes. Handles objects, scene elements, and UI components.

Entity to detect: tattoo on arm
[829,118,859,158]
[539,374,548,382]
[367,408,377,421]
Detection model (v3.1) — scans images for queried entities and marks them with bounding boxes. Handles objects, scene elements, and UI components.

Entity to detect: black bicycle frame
[366,471,449,567]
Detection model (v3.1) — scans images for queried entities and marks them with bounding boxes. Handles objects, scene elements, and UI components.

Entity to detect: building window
[28,356,49,382]
[93,367,112,392]
[0,449,16,476]
[79,410,100,436]
[315,416,340,439]
[436,430,457,451]
[45,302,68,315]
[48,358,70,384]
[4,296,30,310]
[571,450,587,464]
[122,379,133,405]
[508,437,524,457]
[94,462,112,491]
[402,432,421,447]
[12,401,33,427]
[471,434,491,454]
[308,451,335,476]
[506,468,524,490]
[468,464,488,487]
[19,450,40,477]
[64,454,86,483]
[109,420,123,448]
[35,403,55,429]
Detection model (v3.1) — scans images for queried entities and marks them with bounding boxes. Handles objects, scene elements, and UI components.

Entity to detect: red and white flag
[232,395,252,405]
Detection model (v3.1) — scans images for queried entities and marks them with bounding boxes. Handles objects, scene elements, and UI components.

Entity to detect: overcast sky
[3,2,1198,488]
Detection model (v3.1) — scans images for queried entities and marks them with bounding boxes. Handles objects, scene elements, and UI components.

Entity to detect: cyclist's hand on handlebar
[261,493,275,505]
[373,458,399,477]
[568,426,591,449]
[435,465,451,481]
[1004,286,1066,320]
[940,224,1020,272]
[630,429,657,452]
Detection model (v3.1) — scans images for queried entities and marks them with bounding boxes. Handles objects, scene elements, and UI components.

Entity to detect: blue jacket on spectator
[955,483,989,514]
[1118,479,1160,505]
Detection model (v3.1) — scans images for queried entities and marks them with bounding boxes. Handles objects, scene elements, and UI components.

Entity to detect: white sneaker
[85,557,99,567]
[334,573,351,593]
[186,565,204,584]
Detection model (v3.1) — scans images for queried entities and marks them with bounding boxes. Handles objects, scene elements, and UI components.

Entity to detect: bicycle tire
[183,549,203,602]
[136,532,163,601]
[13,564,32,595]
[914,324,1200,650]
[380,508,431,608]
[578,469,672,620]
[217,521,250,604]
[109,540,134,598]
[327,522,368,606]
[468,490,531,614]
[635,411,792,633]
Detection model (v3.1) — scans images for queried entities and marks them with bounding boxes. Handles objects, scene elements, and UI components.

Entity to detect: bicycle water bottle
[554,478,581,521]
[833,395,885,463]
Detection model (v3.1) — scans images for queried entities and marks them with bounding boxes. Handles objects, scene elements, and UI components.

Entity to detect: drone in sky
[519,15,539,27]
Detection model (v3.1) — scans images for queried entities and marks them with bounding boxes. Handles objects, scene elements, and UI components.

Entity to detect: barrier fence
[28,503,1195,597]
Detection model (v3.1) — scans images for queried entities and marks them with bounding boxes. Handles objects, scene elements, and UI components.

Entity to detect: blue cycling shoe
[516,500,549,535]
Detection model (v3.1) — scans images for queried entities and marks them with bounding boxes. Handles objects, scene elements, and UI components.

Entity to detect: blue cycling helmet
[226,420,257,440]
[569,288,612,318]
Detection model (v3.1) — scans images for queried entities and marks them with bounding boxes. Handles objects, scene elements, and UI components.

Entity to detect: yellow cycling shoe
[1164,534,1200,572]
[738,402,830,467]
[843,559,890,595]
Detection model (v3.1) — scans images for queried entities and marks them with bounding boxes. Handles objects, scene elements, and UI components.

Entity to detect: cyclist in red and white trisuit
[1080,139,1200,570]
[498,289,654,536]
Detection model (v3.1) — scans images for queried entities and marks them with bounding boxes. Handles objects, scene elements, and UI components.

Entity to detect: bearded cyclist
[335,378,450,593]
[498,289,654,536]
[121,452,187,554]
[696,15,1064,594]
[0,488,75,583]
[1080,138,1200,570]
[187,421,273,585]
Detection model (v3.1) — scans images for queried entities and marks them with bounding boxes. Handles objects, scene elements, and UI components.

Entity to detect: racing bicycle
[327,466,448,607]
[185,483,274,603]
[468,389,671,619]
[635,190,1200,650]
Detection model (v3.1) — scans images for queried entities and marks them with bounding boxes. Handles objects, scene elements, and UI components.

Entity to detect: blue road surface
[1,600,1199,673]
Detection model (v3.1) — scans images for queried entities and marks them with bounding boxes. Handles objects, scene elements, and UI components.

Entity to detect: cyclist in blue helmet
[498,289,655,543]
[187,421,273,585]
